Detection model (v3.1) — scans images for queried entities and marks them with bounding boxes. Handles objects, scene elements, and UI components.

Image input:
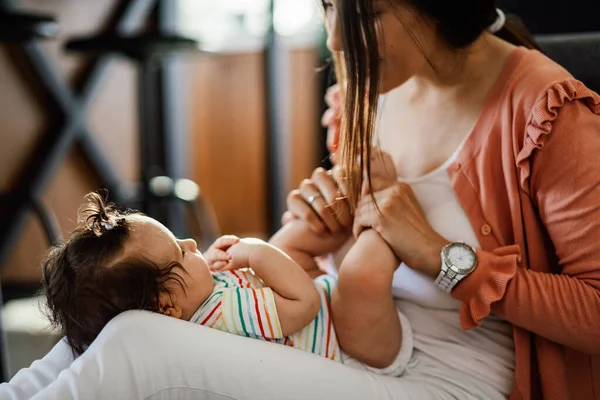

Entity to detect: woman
[287,0,600,399]
[1,1,599,399]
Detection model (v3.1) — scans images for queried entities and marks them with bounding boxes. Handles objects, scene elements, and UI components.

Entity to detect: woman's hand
[282,167,353,237]
[353,182,450,279]
[281,83,348,235]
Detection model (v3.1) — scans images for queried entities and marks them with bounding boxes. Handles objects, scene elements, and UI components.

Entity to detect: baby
[43,188,408,376]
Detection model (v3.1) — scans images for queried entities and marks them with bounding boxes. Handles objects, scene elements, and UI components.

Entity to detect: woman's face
[324,0,429,93]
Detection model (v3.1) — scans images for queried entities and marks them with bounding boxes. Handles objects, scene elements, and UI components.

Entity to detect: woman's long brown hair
[335,0,381,211]
[328,0,539,211]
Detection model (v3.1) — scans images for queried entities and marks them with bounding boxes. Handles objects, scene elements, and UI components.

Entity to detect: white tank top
[390,154,476,309]
[389,145,516,398]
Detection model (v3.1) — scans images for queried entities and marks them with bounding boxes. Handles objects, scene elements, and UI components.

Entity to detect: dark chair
[0,8,59,41]
[499,0,600,35]
[536,32,600,93]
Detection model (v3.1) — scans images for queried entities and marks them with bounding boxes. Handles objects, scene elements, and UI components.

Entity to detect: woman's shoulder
[502,47,593,109]
[494,47,600,193]
[488,46,600,134]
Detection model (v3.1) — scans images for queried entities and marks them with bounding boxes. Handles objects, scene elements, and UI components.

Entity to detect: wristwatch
[434,242,478,293]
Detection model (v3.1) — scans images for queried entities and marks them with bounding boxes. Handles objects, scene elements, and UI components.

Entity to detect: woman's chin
[379,83,394,94]
[379,80,399,95]
[379,75,408,95]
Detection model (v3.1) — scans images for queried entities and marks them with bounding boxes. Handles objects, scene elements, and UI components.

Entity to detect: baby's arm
[211,237,321,336]
[269,219,350,277]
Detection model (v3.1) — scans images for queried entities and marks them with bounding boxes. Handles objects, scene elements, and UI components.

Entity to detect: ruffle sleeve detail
[516,78,600,195]
[452,245,521,330]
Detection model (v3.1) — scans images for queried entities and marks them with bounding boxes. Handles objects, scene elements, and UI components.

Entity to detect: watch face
[446,243,477,273]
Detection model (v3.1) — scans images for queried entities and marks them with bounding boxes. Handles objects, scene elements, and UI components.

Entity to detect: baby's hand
[205,235,239,270]
[208,236,266,272]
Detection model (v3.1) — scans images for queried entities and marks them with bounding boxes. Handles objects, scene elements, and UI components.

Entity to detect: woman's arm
[453,98,600,354]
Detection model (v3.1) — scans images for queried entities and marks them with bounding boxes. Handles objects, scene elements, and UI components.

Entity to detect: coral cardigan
[450,46,600,399]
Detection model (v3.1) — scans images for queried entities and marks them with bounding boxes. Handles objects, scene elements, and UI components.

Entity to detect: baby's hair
[42,191,186,356]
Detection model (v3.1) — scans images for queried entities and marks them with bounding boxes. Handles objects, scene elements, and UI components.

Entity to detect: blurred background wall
[0,0,326,299]
[0,0,140,290]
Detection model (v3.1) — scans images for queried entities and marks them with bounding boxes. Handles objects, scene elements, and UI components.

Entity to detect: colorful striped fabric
[190,270,342,363]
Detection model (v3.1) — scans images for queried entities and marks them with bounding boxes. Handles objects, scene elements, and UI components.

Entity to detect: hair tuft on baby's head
[77,190,128,237]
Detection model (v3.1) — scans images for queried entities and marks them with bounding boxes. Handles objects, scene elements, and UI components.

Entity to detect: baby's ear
[158,292,183,319]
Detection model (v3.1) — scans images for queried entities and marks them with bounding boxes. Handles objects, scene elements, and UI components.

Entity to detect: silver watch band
[434,270,459,293]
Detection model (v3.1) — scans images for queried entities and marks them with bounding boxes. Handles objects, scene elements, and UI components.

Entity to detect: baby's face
[127,215,215,320]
